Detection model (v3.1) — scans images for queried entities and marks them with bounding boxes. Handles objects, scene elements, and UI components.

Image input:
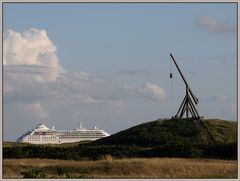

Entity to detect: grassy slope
[92,118,237,146]
[203,119,237,143]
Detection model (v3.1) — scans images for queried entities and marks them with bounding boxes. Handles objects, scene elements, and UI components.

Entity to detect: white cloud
[3,28,68,121]
[144,82,166,98]
[3,27,124,118]
[124,82,166,100]
[3,28,65,82]
[196,16,234,34]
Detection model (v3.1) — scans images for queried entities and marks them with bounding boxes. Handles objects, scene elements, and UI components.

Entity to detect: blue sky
[3,3,237,141]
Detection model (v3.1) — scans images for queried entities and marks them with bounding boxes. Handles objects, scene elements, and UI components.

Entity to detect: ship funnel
[79,121,83,129]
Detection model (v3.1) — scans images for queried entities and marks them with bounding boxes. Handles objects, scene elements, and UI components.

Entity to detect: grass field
[3,157,237,179]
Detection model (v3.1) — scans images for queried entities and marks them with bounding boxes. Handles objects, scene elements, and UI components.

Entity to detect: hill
[92,118,237,147]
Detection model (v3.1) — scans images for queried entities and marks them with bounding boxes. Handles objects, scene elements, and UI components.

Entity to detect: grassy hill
[92,118,236,147]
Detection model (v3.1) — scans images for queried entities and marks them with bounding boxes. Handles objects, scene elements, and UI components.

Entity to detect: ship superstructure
[17,123,110,144]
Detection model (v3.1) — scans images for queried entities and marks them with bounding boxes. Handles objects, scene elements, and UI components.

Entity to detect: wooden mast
[169,53,200,119]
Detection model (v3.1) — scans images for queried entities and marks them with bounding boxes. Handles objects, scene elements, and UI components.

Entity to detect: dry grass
[3,157,237,179]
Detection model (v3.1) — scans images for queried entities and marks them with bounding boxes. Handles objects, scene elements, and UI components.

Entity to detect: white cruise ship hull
[17,123,110,144]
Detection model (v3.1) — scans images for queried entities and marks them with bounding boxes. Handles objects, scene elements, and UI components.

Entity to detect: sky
[3,3,237,141]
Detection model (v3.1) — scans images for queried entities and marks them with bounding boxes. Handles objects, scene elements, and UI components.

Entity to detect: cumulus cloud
[196,16,234,34]
[3,28,68,132]
[124,82,166,100]
[3,27,124,114]
[3,28,65,82]
[3,28,67,115]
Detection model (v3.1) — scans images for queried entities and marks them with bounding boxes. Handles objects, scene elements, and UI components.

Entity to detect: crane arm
[170,53,198,104]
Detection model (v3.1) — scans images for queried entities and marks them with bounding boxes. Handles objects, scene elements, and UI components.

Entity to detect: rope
[169,57,173,118]
[170,58,172,88]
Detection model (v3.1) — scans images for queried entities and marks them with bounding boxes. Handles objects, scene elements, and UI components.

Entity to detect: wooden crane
[169,53,201,119]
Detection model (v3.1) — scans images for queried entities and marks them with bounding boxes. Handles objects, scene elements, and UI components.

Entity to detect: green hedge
[3,142,237,160]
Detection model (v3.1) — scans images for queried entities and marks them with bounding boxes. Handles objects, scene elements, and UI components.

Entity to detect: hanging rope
[169,57,173,118]
[170,57,173,88]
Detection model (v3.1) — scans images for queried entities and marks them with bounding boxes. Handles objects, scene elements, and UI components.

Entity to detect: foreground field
[3,157,237,178]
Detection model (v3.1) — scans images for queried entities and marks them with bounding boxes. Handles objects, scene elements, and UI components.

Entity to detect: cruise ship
[17,123,110,144]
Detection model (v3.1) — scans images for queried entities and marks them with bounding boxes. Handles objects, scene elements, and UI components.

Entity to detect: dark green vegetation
[3,118,237,160]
